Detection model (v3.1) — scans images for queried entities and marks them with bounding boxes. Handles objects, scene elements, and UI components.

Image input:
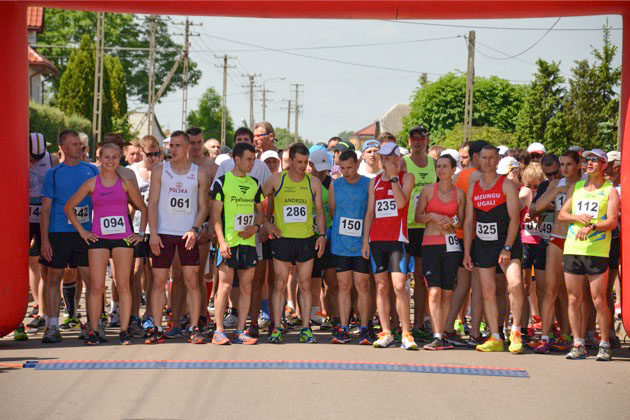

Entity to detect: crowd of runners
[20,122,623,360]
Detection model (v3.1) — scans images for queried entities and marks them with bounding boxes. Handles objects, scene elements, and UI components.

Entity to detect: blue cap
[362,140,380,152]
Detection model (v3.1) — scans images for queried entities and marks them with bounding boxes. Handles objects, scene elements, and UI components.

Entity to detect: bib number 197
[234,214,254,231]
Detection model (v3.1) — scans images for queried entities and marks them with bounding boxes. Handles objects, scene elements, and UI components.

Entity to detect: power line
[385,19,621,31]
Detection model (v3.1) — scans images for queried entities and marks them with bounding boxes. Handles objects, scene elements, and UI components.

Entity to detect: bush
[29,101,92,150]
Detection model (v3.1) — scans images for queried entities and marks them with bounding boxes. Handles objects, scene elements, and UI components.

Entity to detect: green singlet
[564,179,613,258]
[274,170,314,239]
[313,175,333,236]
[404,155,436,229]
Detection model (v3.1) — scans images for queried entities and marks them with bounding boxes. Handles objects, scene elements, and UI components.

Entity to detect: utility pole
[463,30,475,143]
[284,99,292,132]
[291,83,303,141]
[243,73,260,129]
[175,17,201,128]
[147,15,156,136]
[215,54,236,145]
[260,86,273,121]
[91,12,105,154]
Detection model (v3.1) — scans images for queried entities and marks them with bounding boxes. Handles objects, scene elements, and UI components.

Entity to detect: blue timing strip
[26,360,528,378]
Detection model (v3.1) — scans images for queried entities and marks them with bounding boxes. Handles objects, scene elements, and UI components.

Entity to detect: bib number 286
[284,205,307,223]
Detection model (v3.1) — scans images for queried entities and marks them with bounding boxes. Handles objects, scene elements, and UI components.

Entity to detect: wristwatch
[191,226,201,234]
[391,177,399,184]
[254,223,261,231]
[503,245,511,252]
[138,231,145,238]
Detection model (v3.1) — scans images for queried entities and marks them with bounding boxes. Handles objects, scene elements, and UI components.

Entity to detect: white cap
[355,150,362,160]
[215,153,231,166]
[527,142,546,155]
[378,142,401,157]
[607,150,621,163]
[440,148,462,174]
[497,156,520,175]
[497,145,509,156]
[309,149,332,172]
[260,150,280,162]
[399,146,410,156]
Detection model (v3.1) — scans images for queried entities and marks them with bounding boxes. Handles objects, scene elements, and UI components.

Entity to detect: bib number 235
[375,199,397,218]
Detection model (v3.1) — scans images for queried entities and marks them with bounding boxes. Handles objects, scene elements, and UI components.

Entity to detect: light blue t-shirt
[41,162,99,232]
[330,175,370,256]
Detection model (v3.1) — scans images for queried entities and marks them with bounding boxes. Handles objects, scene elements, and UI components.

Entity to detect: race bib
[575,199,599,219]
[540,221,553,240]
[29,205,41,223]
[476,222,498,241]
[339,217,362,237]
[234,214,255,231]
[523,221,540,237]
[168,195,192,214]
[375,199,397,218]
[445,233,462,252]
[100,215,126,235]
[283,205,307,223]
[69,205,90,224]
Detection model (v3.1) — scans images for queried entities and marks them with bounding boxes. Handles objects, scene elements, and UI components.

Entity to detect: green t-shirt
[404,155,436,229]
[274,170,314,239]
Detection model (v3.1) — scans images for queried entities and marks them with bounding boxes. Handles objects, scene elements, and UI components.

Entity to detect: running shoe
[78,323,89,340]
[551,335,572,352]
[13,323,28,341]
[208,298,214,311]
[424,338,453,351]
[358,327,371,345]
[85,330,100,345]
[258,314,271,330]
[534,340,553,354]
[212,330,230,345]
[479,321,488,333]
[298,327,318,343]
[401,332,419,350]
[30,304,39,317]
[144,328,165,344]
[188,327,205,344]
[98,314,107,338]
[232,330,257,345]
[224,313,237,328]
[142,316,154,331]
[246,322,259,338]
[179,314,191,331]
[566,344,587,360]
[614,303,621,318]
[201,325,215,340]
[164,324,183,339]
[310,311,327,326]
[26,316,45,334]
[288,316,302,327]
[508,331,524,353]
[454,319,465,336]
[268,329,284,344]
[42,325,62,344]
[443,331,468,348]
[610,334,621,349]
[373,331,394,348]
[119,330,132,345]
[331,328,351,344]
[585,332,601,349]
[128,318,145,338]
[60,316,81,330]
[465,335,485,349]
[109,311,120,328]
[596,343,612,361]
[476,337,504,352]
[412,327,433,343]
[319,317,333,331]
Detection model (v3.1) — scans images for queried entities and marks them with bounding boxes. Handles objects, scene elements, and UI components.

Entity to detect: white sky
[136,15,623,142]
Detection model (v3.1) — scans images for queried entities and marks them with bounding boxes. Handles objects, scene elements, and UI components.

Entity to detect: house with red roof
[27,7,58,103]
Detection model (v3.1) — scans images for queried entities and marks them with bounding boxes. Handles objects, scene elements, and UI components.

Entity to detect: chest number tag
[69,205,90,224]
[476,222,498,241]
[445,233,462,252]
[283,205,307,223]
[168,195,192,214]
[540,222,553,240]
[375,199,397,218]
[29,205,41,223]
[234,214,254,231]
[100,216,126,235]
[339,217,362,237]
[576,199,599,219]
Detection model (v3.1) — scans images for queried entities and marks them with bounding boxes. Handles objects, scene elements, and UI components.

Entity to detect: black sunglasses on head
[143,149,160,157]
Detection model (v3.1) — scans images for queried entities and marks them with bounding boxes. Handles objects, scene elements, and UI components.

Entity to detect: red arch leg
[0,3,29,337]
[621,15,630,335]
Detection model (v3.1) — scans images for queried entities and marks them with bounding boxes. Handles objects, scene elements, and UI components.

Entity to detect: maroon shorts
[151,234,200,268]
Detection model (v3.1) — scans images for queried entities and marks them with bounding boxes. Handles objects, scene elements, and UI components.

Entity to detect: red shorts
[151,234,200,268]
[549,236,565,250]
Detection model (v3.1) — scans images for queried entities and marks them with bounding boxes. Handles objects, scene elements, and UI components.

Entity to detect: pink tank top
[425,183,457,218]
[91,176,132,239]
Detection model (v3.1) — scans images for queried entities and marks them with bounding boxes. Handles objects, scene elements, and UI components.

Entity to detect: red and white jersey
[369,171,409,243]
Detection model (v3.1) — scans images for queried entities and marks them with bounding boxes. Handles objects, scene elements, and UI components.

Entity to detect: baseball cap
[607,150,621,164]
[333,140,355,152]
[582,148,608,163]
[497,156,520,175]
[260,150,280,162]
[215,153,231,166]
[527,142,546,155]
[399,146,410,156]
[409,125,429,137]
[219,145,232,155]
[497,145,509,156]
[309,149,332,172]
[29,132,47,160]
[378,142,401,157]
[362,139,380,152]
[440,148,462,174]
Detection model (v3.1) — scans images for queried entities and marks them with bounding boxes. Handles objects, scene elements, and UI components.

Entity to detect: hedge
[29,101,92,151]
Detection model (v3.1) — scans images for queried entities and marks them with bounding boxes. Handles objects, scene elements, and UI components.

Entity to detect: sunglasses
[585,156,602,163]
[254,133,270,138]
[143,150,161,158]
[544,169,559,178]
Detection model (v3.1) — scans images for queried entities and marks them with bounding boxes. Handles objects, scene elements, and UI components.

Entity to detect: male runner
[253,121,278,155]
[39,130,99,343]
[210,141,265,345]
[357,139,381,178]
[263,142,327,343]
[205,138,221,161]
[559,149,619,361]
[459,141,471,169]
[400,125,436,340]
[125,140,143,165]
[145,131,210,344]
[463,145,526,353]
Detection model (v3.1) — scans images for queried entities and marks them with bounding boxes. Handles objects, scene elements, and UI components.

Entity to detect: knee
[567,293,581,307]
[428,289,441,303]
[392,282,407,297]
[338,280,352,294]
[481,287,495,301]
[592,294,607,310]
[375,281,389,296]
[507,282,523,296]
[354,281,369,295]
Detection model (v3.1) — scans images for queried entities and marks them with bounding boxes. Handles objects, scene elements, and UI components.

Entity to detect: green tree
[274,128,309,150]
[440,123,516,150]
[514,59,565,149]
[336,130,354,142]
[57,34,112,134]
[186,87,234,143]
[401,73,526,141]
[38,10,201,103]
[105,55,127,118]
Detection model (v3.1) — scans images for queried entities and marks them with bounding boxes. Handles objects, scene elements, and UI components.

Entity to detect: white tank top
[29,151,53,222]
[131,162,151,233]
[157,161,199,236]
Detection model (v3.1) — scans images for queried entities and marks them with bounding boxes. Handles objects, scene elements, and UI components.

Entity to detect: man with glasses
[253,121,278,156]
[559,149,620,361]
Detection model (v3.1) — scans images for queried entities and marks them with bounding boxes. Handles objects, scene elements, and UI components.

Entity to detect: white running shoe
[224,313,237,328]
[373,331,394,348]
[401,332,419,350]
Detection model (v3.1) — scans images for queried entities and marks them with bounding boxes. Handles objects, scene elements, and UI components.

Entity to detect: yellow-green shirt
[404,155,436,229]
[274,171,314,238]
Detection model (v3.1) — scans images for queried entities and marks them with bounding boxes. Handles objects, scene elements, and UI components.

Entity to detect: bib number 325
[476,222,498,241]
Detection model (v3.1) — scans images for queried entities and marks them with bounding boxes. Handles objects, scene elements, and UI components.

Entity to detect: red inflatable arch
[2,1,630,336]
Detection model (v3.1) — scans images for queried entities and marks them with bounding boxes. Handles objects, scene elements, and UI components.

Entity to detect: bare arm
[595,187,620,232]
[362,178,376,259]
[328,182,336,219]
[531,179,564,215]
[463,182,475,257]
[147,165,162,235]
[194,169,210,229]
[64,178,95,235]
[312,177,327,236]
[391,172,413,209]
[503,180,521,249]
[123,178,148,233]
[414,185,432,224]
[39,197,53,261]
